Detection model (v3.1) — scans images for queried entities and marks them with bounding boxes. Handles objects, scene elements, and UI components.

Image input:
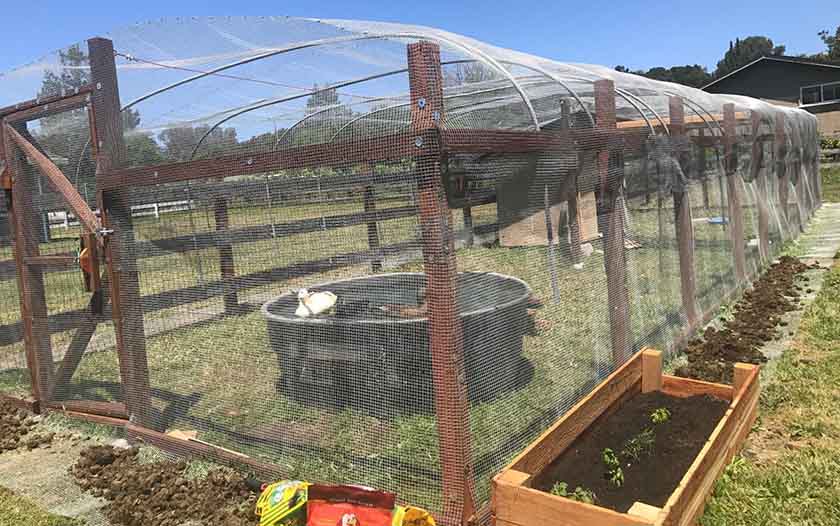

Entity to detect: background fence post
[88,37,152,428]
[213,197,240,314]
[668,96,699,329]
[407,41,475,525]
[751,112,771,264]
[594,79,632,365]
[560,99,582,263]
[2,123,53,403]
[723,104,746,284]
[362,162,383,272]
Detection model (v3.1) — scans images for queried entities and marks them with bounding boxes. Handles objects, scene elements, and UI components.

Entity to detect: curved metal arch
[188,68,410,159]
[325,78,558,144]
[496,60,596,128]
[614,88,666,136]
[274,103,349,148]
[121,32,541,130]
[663,92,724,138]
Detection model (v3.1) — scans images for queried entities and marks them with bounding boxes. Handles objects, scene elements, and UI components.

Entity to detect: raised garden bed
[492,349,759,526]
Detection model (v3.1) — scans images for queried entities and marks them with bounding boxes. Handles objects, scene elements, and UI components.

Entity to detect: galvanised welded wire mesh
[0,16,821,523]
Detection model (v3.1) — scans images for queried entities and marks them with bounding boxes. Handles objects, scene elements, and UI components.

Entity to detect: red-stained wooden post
[751,112,770,264]
[2,123,53,402]
[594,80,632,365]
[88,37,152,427]
[668,97,698,329]
[775,114,790,234]
[407,41,475,525]
[723,104,746,283]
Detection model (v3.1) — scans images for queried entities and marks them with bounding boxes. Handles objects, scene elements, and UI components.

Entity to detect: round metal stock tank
[262,272,531,415]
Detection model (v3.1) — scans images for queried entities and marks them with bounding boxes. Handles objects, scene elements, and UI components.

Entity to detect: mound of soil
[675,256,818,383]
[71,445,258,526]
[534,391,728,512]
[0,400,52,453]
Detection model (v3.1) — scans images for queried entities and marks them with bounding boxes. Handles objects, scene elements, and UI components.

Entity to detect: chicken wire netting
[0,16,821,524]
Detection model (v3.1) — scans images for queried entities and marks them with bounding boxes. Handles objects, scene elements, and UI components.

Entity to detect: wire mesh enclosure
[0,17,821,526]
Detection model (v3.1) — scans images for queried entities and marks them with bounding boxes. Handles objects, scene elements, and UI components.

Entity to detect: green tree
[818,25,840,62]
[714,36,785,78]
[159,125,238,161]
[614,64,712,88]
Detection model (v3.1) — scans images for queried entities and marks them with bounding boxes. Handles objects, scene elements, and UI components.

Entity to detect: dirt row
[0,399,53,453]
[71,445,259,526]
[675,255,819,383]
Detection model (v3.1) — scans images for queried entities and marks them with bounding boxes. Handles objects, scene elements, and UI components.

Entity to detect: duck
[294,288,338,318]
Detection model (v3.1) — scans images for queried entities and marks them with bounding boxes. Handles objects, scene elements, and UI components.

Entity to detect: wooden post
[2,123,54,401]
[698,128,710,209]
[751,112,770,263]
[462,205,474,248]
[362,163,383,272]
[641,348,663,393]
[88,37,152,428]
[560,99,582,263]
[775,114,789,233]
[723,104,746,284]
[407,41,475,525]
[594,80,631,365]
[214,197,240,313]
[669,97,698,329]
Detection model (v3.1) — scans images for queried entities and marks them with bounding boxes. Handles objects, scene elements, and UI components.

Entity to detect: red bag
[306,484,395,526]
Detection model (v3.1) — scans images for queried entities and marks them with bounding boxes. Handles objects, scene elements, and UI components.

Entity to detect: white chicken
[294,288,338,318]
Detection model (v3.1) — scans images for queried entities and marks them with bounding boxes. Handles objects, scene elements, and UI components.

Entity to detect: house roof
[702,55,840,90]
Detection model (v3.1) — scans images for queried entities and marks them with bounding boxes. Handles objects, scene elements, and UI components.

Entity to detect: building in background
[703,56,840,137]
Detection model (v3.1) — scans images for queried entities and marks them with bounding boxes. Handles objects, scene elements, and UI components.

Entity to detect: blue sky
[1,0,837,74]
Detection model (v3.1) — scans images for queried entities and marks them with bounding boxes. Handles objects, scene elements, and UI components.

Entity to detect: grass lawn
[0,487,82,526]
[700,261,840,525]
[820,166,840,202]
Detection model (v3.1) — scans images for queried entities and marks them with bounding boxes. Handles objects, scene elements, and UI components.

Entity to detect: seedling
[549,481,596,504]
[650,407,671,425]
[608,466,624,488]
[621,427,655,461]
[602,448,620,470]
[602,448,624,488]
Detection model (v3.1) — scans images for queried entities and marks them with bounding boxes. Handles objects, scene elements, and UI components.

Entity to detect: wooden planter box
[492,349,760,526]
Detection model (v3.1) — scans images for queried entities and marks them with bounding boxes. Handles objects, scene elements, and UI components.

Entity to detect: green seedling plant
[602,448,624,488]
[650,407,671,425]
[621,427,655,462]
[549,482,597,504]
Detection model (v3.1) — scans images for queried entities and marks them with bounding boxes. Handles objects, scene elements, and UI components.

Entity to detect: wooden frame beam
[4,123,100,234]
[723,104,747,283]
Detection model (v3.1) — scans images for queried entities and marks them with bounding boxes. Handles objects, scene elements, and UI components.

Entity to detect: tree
[159,125,238,162]
[714,36,785,78]
[305,83,341,114]
[444,62,497,87]
[614,64,712,88]
[817,25,840,62]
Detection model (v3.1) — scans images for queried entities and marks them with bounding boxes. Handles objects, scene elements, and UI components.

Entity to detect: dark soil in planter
[675,256,818,384]
[534,391,728,513]
[71,445,258,526]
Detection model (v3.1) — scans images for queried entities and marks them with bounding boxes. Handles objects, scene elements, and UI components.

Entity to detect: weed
[621,427,655,461]
[650,407,671,424]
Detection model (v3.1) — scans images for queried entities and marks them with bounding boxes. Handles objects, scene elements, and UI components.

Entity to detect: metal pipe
[120,32,542,129]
